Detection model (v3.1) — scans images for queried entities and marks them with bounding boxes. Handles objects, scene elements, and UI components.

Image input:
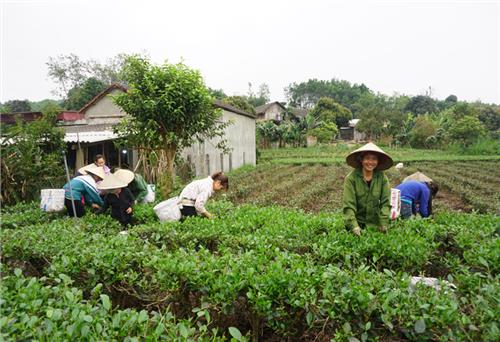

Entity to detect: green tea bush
[1,202,498,340]
[0,270,226,341]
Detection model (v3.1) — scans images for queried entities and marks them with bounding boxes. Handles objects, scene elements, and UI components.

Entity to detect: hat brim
[403,172,433,183]
[80,164,106,180]
[97,174,128,190]
[345,143,393,171]
[114,169,135,184]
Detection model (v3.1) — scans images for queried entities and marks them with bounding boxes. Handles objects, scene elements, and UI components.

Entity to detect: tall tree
[47,53,127,97]
[405,95,438,115]
[447,116,486,147]
[112,56,228,197]
[309,97,352,128]
[409,115,438,148]
[285,78,372,113]
[208,88,227,100]
[224,96,256,115]
[1,107,65,204]
[247,82,271,107]
[64,77,107,110]
[2,100,31,113]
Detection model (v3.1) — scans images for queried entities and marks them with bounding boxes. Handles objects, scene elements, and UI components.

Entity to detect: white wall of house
[181,109,256,176]
[83,89,127,125]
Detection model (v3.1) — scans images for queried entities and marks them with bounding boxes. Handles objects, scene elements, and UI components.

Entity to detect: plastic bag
[153,196,181,222]
[40,189,66,212]
[142,184,156,203]
[390,188,401,220]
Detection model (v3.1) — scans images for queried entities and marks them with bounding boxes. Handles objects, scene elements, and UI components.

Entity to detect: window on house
[220,153,224,171]
[229,153,233,171]
[243,152,246,165]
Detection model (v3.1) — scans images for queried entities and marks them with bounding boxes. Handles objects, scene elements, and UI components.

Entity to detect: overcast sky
[1,0,499,104]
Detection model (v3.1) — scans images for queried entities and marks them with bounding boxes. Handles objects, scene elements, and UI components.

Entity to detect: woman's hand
[126,207,132,214]
[91,203,100,209]
[352,226,361,236]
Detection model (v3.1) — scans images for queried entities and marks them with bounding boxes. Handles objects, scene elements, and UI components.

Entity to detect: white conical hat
[403,171,433,183]
[97,173,128,190]
[79,164,106,180]
[345,142,394,171]
[114,169,135,184]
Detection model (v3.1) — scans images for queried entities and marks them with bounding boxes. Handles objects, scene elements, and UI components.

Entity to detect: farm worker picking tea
[115,169,149,203]
[178,172,229,219]
[395,173,439,219]
[342,142,393,236]
[63,164,105,217]
[97,170,135,227]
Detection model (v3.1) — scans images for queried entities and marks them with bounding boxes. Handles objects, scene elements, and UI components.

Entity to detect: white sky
[1,0,499,104]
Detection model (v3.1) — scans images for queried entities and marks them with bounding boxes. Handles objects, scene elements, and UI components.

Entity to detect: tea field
[1,148,499,341]
[226,160,500,215]
[258,145,500,165]
[1,199,499,341]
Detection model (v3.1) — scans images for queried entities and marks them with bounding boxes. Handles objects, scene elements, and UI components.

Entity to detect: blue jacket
[395,181,431,217]
[63,175,104,206]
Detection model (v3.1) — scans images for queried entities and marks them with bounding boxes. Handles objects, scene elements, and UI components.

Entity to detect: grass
[259,144,500,165]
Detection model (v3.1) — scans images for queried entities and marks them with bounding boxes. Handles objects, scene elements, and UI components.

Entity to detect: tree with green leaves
[285,78,372,113]
[47,53,127,98]
[405,95,438,115]
[246,83,271,107]
[410,115,438,148]
[208,88,226,100]
[447,115,486,147]
[224,96,256,115]
[1,107,65,204]
[64,77,107,110]
[309,97,352,128]
[112,56,228,197]
[1,100,31,113]
[256,121,279,148]
[476,103,500,138]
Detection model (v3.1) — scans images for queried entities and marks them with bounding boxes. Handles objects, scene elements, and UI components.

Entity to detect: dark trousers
[180,205,197,218]
[65,198,85,218]
[400,198,413,219]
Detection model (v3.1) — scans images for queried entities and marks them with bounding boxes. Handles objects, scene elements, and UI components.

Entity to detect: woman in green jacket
[342,142,393,236]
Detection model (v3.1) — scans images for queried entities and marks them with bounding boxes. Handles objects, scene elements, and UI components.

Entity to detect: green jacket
[129,174,148,202]
[342,168,391,230]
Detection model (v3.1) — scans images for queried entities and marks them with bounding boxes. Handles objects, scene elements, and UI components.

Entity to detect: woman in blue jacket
[395,180,439,218]
[63,165,105,217]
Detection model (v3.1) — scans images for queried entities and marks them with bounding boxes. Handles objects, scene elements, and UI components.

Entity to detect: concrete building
[339,119,366,142]
[60,85,256,177]
[181,100,256,176]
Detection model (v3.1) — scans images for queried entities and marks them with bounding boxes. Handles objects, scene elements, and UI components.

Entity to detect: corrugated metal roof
[64,130,117,144]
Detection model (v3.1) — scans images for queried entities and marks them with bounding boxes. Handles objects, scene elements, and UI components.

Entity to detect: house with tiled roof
[255,101,286,122]
[60,84,256,177]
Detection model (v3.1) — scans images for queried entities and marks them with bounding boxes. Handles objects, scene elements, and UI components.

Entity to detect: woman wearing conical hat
[97,170,135,227]
[342,142,393,236]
